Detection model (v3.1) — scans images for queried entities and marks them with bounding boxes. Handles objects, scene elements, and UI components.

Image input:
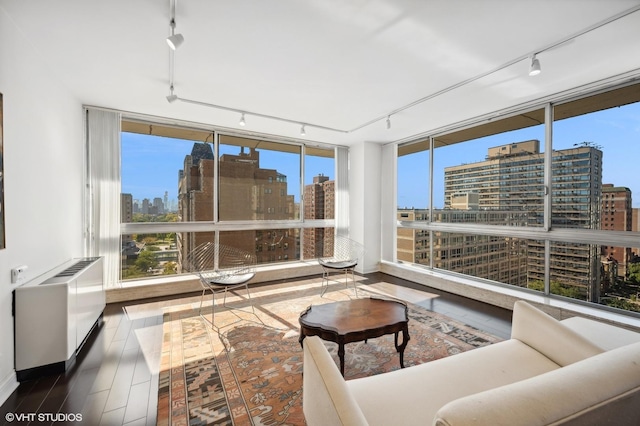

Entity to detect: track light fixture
[166,85,178,103]
[386,115,391,130]
[167,19,184,50]
[300,125,306,136]
[529,55,541,76]
[239,113,246,126]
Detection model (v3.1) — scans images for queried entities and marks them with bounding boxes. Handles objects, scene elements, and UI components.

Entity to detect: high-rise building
[397,208,529,285]
[153,197,164,214]
[177,143,296,268]
[142,198,150,214]
[121,193,133,244]
[303,174,335,258]
[439,141,603,300]
[601,184,632,277]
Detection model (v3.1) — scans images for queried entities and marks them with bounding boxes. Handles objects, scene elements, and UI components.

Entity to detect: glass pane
[434,110,545,225]
[219,135,301,221]
[302,227,335,259]
[121,232,178,280]
[122,132,203,222]
[607,250,640,313]
[397,141,429,210]
[434,233,532,286]
[304,148,335,220]
[397,212,430,265]
[552,85,640,231]
[221,229,300,264]
[545,241,597,302]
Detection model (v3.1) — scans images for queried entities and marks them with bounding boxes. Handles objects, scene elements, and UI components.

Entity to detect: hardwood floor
[0,272,511,425]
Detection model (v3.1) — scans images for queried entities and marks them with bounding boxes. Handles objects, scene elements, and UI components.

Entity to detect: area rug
[156,284,502,426]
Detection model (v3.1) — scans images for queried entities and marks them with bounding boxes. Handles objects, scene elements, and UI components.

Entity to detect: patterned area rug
[156,284,502,425]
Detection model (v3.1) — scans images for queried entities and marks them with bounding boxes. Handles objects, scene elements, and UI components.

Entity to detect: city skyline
[398,101,640,209]
[122,101,640,212]
[121,134,335,205]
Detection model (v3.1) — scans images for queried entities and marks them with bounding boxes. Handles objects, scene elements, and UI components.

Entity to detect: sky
[121,134,335,206]
[398,101,640,209]
[122,101,640,210]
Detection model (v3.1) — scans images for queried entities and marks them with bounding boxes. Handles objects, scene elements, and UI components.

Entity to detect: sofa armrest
[302,336,369,426]
[434,341,640,426]
[511,301,603,366]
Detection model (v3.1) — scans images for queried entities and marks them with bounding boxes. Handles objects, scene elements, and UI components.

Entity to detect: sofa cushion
[302,335,368,426]
[346,339,559,426]
[561,316,640,350]
[511,301,603,366]
[433,340,640,426]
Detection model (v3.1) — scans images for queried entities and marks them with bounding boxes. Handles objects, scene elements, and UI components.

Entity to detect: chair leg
[346,268,358,297]
[320,268,330,296]
[244,283,255,313]
[198,288,207,317]
[199,287,217,327]
[221,284,255,314]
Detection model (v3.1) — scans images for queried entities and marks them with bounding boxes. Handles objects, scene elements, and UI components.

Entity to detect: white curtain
[85,108,121,289]
[335,146,349,237]
[380,143,397,262]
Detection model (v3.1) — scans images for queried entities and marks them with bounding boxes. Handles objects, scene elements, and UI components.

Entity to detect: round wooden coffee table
[298,297,410,376]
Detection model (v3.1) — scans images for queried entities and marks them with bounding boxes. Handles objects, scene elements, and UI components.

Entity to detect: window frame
[119,118,340,280]
[395,80,640,316]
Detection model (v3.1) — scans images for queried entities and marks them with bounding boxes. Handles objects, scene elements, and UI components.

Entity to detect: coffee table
[299,297,410,376]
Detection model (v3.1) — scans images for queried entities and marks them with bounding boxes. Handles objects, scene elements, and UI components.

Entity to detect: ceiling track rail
[166,4,640,136]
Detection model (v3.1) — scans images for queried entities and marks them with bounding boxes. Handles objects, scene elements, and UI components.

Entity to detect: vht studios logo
[5,412,83,422]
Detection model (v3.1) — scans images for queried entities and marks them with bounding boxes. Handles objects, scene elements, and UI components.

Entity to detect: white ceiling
[3,0,640,145]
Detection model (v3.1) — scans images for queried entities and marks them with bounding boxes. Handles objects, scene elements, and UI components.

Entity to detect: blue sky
[122,101,640,209]
[121,134,334,206]
[398,101,640,209]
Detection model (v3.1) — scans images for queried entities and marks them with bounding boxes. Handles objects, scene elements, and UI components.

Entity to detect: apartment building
[413,141,604,300]
[601,184,633,277]
[303,174,335,258]
[178,142,296,265]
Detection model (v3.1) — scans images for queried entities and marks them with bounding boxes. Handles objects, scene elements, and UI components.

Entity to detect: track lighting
[239,113,246,126]
[300,125,306,136]
[529,55,541,76]
[386,115,391,130]
[166,85,178,103]
[167,19,184,50]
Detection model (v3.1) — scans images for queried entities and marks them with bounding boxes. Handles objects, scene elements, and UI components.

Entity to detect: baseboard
[0,370,19,406]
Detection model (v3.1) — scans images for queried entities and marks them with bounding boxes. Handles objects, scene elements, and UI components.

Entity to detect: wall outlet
[11,265,28,284]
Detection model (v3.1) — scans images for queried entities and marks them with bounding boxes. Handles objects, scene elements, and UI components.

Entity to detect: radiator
[13,257,105,381]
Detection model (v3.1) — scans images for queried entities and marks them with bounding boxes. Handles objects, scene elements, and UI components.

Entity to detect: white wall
[0,7,85,404]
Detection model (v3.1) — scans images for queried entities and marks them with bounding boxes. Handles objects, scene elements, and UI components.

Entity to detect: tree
[163,262,177,275]
[627,263,640,284]
[528,280,585,299]
[135,250,158,272]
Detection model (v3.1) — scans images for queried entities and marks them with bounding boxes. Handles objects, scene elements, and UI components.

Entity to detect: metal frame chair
[318,235,366,296]
[186,241,256,326]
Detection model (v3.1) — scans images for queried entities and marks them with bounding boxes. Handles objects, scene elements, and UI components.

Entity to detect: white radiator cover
[14,257,105,375]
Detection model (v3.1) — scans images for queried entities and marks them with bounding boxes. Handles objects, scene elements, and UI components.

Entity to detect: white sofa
[302,300,640,425]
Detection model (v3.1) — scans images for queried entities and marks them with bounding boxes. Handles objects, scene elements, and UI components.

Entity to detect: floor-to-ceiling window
[397,81,640,316]
[120,120,336,281]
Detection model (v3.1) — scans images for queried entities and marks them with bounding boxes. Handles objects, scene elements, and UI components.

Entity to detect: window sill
[107,260,323,303]
[380,260,640,332]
